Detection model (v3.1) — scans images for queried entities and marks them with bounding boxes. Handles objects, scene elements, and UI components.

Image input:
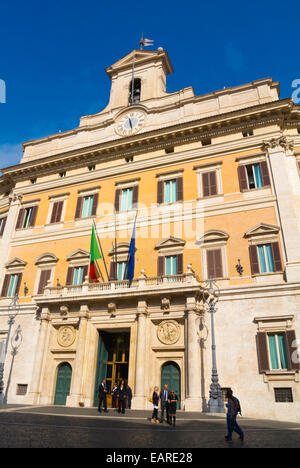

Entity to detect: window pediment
[244,223,280,238]
[155,236,186,250]
[197,230,229,245]
[5,257,27,269]
[35,253,59,266]
[67,249,90,261]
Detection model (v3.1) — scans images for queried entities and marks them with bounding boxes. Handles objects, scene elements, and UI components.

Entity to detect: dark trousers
[118,399,126,413]
[152,407,158,420]
[161,401,169,422]
[226,415,243,438]
[98,395,107,412]
[112,396,117,408]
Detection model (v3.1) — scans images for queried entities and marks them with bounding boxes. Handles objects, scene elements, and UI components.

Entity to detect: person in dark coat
[126,384,132,409]
[160,384,170,424]
[168,390,178,427]
[112,382,118,408]
[98,379,108,413]
[117,380,128,414]
[151,386,160,424]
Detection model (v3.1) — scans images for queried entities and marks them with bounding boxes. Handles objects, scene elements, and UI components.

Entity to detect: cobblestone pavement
[0,405,299,448]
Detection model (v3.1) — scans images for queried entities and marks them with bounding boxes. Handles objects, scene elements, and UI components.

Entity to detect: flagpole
[131,51,135,105]
[114,208,118,281]
[93,219,109,282]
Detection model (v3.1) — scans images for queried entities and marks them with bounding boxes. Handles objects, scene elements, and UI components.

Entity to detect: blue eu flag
[127,217,136,285]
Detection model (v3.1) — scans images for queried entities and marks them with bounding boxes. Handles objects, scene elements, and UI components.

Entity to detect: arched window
[129,78,141,105]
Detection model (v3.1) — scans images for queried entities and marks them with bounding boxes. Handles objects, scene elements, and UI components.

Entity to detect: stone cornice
[1,99,298,187]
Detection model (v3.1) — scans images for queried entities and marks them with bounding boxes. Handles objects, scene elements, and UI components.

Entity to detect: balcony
[35,265,200,305]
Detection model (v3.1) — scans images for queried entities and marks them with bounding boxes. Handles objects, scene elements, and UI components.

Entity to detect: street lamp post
[0,294,20,404]
[202,277,225,413]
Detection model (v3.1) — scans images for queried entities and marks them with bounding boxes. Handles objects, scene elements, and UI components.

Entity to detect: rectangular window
[165,256,178,275]
[82,196,94,218]
[16,384,28,396]
[202,171,217,197]
[23,207,33,228]
[164,179,177,203]
[274,388,293,403]
[206,249,223,279]
[121,188,133,212]
[257,244,275,273]
[73,267,84,285]
[117,262,127,281]
[0,216,7,237]
[8,274,19,297]
[268,333,289,370]
[50,201,64,224]
[246,164,263,189]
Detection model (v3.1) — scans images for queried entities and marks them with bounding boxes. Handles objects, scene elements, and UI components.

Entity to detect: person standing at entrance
[126,384,132,409]
[98,379,108,413]
[117,380,128,414]
[151,386,160,424]
[160,384,170,424]
[168,390,178,427]
[112,382,118,408]
[225,389,244,443]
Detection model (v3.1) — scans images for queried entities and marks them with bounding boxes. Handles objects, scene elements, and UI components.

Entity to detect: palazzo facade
[0,48,300,421]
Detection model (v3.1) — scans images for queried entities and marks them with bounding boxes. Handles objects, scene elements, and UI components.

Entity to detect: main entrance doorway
[94,331,130,407]
[161,361,181,409]
[54,362,72,405]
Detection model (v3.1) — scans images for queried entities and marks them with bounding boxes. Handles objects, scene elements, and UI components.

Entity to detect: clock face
[115,111,145,136]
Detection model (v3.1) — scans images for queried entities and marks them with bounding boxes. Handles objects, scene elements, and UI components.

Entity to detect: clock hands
[128,118,133,130]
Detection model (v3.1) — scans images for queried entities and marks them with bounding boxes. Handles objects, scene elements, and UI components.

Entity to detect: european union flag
[127,216,136,285]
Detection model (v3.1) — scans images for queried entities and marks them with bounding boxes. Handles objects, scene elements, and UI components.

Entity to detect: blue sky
[0,0,299,171]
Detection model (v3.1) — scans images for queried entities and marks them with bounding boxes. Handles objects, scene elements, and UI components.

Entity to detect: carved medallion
[57,326,76,347]
[157,320,180,345]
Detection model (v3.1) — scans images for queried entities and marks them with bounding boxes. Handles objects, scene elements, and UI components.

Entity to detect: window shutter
[56,200,64,222]
[260,161,271,187]
[109,261,116,281]
[207,250,215,278]
[82,265,89,283]
[114,189,121,212]
[75,197,83,219]
[50,202,59,224]
[0,216,7,236]
[158,256,164,276]
[214,249,223,278]
[209,171,217,196]
[15,273,23,295]
[202,173,210,197]
[132,185,139,208]
[157,180,164,204]
[271,242,282,272]
[177,254,183,275]
[29,206,38,227]
[16,209,25,229]
[37,269,51,294]
[237,165,248,191]
[256,332,270,373]
[91,193,98,216]
[176,177,183,201]
[249,245,260,275]
[286,330,300,370]
[207,249,223,279]
[66,267,74,285]
[1,274,10,297]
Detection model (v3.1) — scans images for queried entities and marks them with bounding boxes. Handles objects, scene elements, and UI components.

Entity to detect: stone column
[26,307,50,404]
[263,137,300,282]
[184,296,202,411]
[66,305,89,407]
[131,301,147,409]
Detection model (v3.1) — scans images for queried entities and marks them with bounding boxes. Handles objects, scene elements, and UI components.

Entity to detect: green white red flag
[90,224,102,281]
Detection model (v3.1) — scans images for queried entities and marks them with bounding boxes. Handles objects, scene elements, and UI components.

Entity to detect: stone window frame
[196,230,229,280]
[15,199,40,230]
[244,223,282,277]
[235,154,271,193]
[193,161,223,199]
[114,178,140,213]
[46,193,69,225]
[33,253,59,295]
[1,257,27,298]
[156,170,184,206]
[155,236,185,276]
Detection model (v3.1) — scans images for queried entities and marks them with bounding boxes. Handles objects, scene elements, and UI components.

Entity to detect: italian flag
[90,224,102,281]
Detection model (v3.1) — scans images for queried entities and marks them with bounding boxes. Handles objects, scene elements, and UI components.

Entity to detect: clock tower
[104,48,174,111]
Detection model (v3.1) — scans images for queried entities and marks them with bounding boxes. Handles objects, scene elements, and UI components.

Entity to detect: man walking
[160,384,170,424]
[225,389,244,443]
[98,379,108,413]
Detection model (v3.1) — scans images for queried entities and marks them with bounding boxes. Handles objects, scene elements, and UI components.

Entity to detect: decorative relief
[157,320,180,345]
[262,136,294,153]
[57,326,76,347]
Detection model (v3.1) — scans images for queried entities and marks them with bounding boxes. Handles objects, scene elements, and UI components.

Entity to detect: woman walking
[151,386,160,424]
[168,390,178,427]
